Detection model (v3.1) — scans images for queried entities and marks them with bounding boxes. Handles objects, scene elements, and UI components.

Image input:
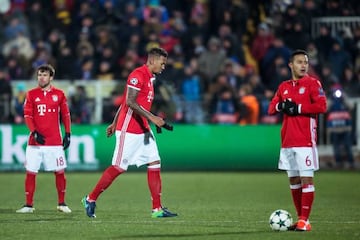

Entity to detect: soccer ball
[269,209,293,231]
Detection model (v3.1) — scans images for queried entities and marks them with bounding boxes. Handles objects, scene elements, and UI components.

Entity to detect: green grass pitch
[0,171,359,240]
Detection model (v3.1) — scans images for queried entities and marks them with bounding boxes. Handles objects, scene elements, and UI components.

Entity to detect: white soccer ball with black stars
[269,209,293,231]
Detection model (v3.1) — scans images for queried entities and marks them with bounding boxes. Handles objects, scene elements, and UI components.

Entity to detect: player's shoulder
[51,86,65,93]
[129,65,150,81]
[302,75,323,87]
[26,87,41,96]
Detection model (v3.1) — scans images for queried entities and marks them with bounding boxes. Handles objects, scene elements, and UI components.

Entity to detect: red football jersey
[116,64,155,134]
[268,75,327,147]
[24,86,71,145]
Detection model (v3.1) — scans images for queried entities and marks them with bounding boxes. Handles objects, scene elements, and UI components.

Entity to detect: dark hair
[148,47,168,58]
[37,64,55,77]
[290,49,308,62]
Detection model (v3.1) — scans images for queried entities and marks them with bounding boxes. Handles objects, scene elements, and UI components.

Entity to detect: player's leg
[18,171,37,212]
[82,131,128,217]
[279,148,302,224]
[54,170,72,213]
[142,134,177,218]
[16,146,41,213]
[288,171,302,220]
[43,146,71,213]
[296,173,314,231]
[290,147,318,231]
[82,165,125,218]
[88,165,125,201]
[147,161,177,218]
[147,161,162,210]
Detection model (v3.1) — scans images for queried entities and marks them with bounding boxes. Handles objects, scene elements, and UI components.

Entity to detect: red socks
[55,171,66,204]
[290,184,302,217]
[291,183,315,221]
[147,167,162,210]
[300,184,315,221]
[25,171,36,206]
[88,165,124,201]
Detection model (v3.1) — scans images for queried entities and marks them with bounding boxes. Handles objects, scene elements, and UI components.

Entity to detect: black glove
[156,122,174,133]
[63,132,71,150]
[32,131,45,144]
[282,99,299,116]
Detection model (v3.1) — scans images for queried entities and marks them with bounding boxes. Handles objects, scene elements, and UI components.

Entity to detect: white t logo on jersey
[147,91,153,102]
[37,104,46,116]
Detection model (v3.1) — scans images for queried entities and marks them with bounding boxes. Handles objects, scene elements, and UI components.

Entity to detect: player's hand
[282,99,299,116]
[106,123,116,137]
[62,132,71,150]
[32,131,45,144]
[156,122,174,133]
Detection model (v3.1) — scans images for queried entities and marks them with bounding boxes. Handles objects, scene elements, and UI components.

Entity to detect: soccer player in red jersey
[268,50,327,231]
[82,47,177,218]
[16,64,72,214]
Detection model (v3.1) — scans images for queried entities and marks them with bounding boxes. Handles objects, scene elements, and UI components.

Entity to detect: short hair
[290,49,308,62]
[37,64,55,77]
[148,47,168,58]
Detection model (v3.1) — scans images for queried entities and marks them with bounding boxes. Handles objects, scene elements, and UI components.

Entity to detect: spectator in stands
[223,60,244,90]
[314,25,336,62]
[25,1,49,42]
[320,64,339,93]
[96,0,123,34]
[94,25,118,60]
[328,40,352,79]
[77,57,95,80]
[251,22,275,77]
[347,69,360,97]
[261,37,291,88]
[117,15,143,56]
[76,31,95,64]
[13,82,26,124]
[284,20,311,51]
[237,83,260,125]
[4,16,29,41]
[180,63,204,124]
[301,0,322,31]
[341,65,356,94]
[53,0,73,35]
[306,41,321,73]
[209,85,238,124]
[247,72,274,122]
[326,85,355,169]
[222,35,245,65]
[56,44,76,80]
[2,31,34,66]
[0,68,12,123]
[69,85,91,124]
[96,61,115,80]
[47,29,66,61]
[4,46,27,80]
[198,36,226,91]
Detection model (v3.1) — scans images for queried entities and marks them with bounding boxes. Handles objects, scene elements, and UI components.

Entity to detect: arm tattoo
[126,87,154,119]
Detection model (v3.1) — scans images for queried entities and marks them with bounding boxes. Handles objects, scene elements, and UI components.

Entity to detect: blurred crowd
[1,0,360,126]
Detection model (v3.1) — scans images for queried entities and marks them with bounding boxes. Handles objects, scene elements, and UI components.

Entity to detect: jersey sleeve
[23,91,35,132]
[127,70,144,91]
[60,91,71,133]
[299,79,327,114]
[268,85,282,115]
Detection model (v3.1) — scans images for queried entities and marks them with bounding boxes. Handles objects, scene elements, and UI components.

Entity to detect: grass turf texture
[0,171,359,240]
